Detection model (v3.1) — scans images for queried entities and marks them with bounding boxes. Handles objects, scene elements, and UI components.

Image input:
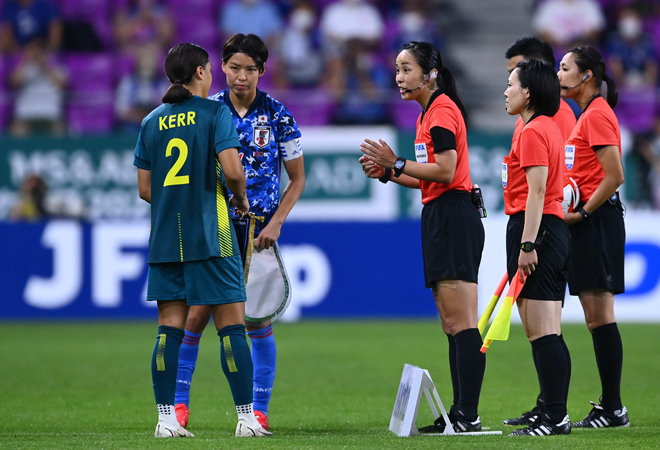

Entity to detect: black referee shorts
[568,194,625,296]
[506,213,571,301]
[421,190,484,288]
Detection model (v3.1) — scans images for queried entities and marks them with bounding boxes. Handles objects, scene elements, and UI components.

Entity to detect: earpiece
[582,73,590,81]
[429,70,438,81]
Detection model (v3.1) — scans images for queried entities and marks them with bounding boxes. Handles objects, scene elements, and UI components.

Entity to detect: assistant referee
[558,46,629,429]
[503,59,572,437]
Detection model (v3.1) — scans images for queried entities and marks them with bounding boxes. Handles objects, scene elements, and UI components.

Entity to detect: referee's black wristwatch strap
[577,207,591,219]
[379,168,392,184]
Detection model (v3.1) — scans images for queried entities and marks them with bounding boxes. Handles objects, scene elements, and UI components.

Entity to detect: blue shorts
[147,255,246,305]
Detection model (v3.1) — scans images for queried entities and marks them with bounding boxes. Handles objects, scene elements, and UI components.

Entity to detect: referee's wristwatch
[521,241,535,253]
[393,157,406,178]
[577,207,591,220]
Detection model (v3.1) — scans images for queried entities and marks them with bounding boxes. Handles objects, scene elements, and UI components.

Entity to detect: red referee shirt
[512,98,576,153]
[503,114,564,218]
[415,93,472,204]
[564,96,622,202]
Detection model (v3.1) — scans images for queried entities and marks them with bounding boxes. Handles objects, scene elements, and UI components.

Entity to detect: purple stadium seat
[390,98,420,131]
[60,0,109,20]
[646,18,660,59]
[67,102,114,134]
[64,54,113,92]
[0,57,12,129]
[176,17,217,51]
[115,53,135,81]
[62,54,114,133]
[615,87,657,134]
[167,0,214,18]
[276,89,335,126]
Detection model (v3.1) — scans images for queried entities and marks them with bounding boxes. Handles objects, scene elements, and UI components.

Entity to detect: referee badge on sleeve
[565,145,575,170]
[414,142,428,163]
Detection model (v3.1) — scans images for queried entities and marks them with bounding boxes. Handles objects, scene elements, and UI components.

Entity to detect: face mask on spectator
[291,9,314,31]
[619,15,642,40]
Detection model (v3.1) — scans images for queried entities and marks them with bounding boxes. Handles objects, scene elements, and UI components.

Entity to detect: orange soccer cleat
[254,410,269,431]
[175,403,189,428]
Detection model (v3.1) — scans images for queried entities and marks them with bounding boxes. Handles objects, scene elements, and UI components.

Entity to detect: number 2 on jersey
[164,138,190,186]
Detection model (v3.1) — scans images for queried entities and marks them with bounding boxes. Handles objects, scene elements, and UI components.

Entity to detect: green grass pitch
[0,321,658,449]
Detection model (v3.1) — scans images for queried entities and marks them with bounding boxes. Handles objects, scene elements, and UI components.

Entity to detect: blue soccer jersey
[208,89,302,233]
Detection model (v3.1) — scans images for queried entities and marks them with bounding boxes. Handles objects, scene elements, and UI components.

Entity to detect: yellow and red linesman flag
[479,273,525,353]
[478,273,508,336]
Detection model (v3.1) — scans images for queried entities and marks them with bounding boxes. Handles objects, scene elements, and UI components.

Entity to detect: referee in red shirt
[503,59,572,436]
[503,36,576,427]
[359,41,485,433]
[558,46,629,429]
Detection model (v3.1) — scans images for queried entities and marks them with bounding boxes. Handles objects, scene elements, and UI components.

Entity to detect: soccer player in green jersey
[133,43,271,438]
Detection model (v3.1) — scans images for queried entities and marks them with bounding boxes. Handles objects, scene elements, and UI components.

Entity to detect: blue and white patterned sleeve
[276,103,302,162]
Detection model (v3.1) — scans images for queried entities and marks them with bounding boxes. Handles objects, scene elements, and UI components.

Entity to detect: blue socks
[175,330,202,406]
[248,324,276,414]
[172,324,277,412]
[152,325,184,405]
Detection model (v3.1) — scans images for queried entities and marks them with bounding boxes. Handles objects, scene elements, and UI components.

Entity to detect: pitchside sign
[0,129,521,221]
[389,364,501,437]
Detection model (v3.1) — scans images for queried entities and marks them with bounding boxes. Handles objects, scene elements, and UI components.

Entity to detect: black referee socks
[446,334,460,408]
[559,334,572,405]
[592,323,623,413]
[531,334,569,423]
[454,328,485,420]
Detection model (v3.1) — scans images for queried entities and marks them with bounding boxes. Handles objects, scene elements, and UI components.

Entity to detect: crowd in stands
[0,0,444,135]
[1,0,660,206]
[530,0,660,208]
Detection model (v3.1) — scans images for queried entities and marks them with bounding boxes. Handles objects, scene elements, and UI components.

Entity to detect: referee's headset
[403,69,438,93]
[560,72,590,90]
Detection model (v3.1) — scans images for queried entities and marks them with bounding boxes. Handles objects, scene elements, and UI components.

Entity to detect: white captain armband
[279,138,303,162]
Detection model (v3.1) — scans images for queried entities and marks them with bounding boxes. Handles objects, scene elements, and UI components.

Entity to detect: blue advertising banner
[2,216,660,322]
[0,220,437,320]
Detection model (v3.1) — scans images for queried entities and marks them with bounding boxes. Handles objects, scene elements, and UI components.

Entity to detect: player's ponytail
[400,41,469,129]
[568,46,618,109]
[162,43,210,104]
[439,66,469,129]
[602,73,619,109]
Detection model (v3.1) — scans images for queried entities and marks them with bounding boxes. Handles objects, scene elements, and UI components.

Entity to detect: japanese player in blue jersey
[174,34,306,432]
[134,42,271,438]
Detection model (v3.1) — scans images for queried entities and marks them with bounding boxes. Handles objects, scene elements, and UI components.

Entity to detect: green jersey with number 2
[133,95,241,263]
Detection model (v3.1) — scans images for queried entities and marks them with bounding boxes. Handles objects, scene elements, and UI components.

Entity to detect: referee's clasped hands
[360,139,397,169]
[359,155,385,179]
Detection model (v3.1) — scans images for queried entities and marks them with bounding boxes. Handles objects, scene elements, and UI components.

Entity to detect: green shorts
[147,255,246,305]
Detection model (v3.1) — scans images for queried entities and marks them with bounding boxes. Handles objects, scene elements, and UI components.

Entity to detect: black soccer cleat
[509,413,571,436]
[452,408,482,433]
[572,401,629,428]
[503,405,542,426]
[418,406,482,434]
[418,405,455,433]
